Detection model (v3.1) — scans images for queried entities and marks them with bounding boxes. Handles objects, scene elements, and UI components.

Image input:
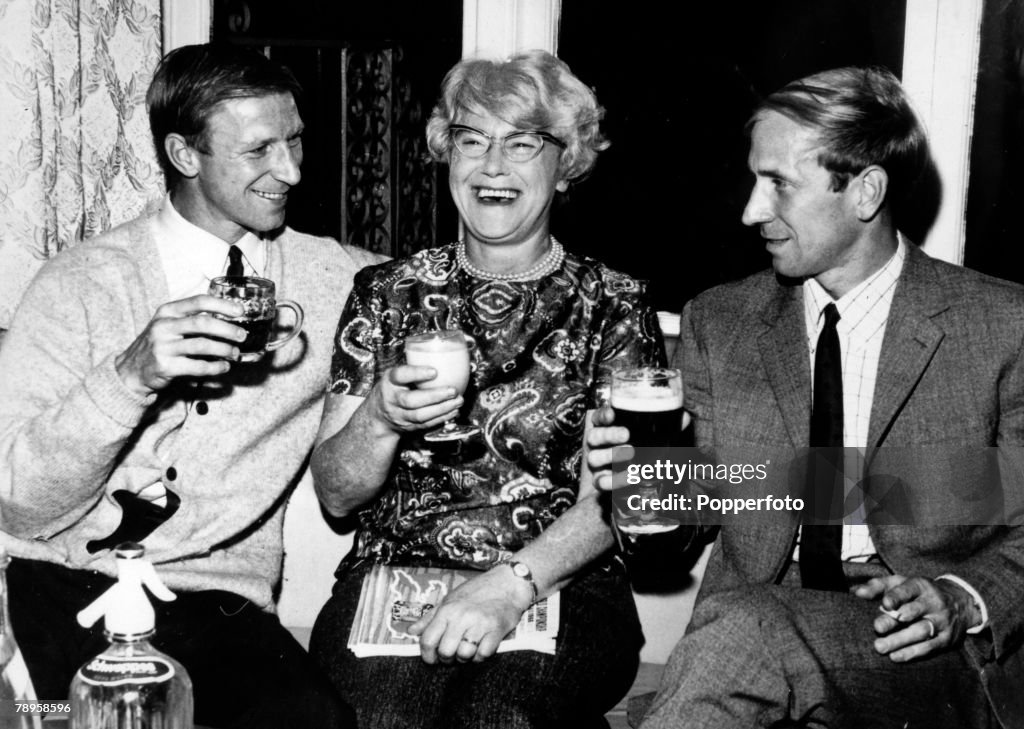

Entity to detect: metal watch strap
[507,560,538,602]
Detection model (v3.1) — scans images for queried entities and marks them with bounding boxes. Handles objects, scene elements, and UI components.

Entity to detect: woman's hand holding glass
[369,360,467,435]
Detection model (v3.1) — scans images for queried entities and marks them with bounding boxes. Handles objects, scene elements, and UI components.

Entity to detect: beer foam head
[610,384,683,411]
[405,333,467,353]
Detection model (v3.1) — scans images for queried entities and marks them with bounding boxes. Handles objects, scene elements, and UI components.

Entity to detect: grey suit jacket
[673,242,1024,727]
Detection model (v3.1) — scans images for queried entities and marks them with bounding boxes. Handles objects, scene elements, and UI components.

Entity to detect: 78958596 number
[12,700,71,716]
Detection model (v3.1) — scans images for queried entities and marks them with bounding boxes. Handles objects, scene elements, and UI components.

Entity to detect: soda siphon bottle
[69,542,193,729]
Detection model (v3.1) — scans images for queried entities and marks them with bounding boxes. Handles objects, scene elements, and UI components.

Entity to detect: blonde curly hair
[426,50,608,182]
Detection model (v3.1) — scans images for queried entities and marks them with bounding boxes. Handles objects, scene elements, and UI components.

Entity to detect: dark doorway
[964,0,1024,285]
[556,0,906,312]
[213,0,462,258]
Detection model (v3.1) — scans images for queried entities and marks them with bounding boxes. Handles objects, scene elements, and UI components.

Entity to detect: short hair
[749,66,928,214]
[425,49,608,182]
[146,43,303,187]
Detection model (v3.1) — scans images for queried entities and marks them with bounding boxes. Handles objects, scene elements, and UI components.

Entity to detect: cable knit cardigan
[0,212,385,609]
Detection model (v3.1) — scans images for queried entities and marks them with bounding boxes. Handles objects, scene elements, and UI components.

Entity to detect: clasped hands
[406,565,534,664]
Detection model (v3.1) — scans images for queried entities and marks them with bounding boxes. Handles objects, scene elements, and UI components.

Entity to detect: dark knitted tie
[800,303,847,591]
[226,245,245,278]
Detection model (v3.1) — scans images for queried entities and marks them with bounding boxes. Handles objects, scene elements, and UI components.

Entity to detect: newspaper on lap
[347,564,560,657]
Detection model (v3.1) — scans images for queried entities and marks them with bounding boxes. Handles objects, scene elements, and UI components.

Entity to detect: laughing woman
[309,50,664,729]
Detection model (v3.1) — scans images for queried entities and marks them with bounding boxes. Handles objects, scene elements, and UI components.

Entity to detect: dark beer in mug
[208,276,304,362]
[233,314,275,355]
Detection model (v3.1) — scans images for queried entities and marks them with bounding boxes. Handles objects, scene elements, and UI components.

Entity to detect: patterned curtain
[0,0,163,328]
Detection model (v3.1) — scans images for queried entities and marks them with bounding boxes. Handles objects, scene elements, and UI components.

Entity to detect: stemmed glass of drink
[404,329,480,442]
[609,366,684,535]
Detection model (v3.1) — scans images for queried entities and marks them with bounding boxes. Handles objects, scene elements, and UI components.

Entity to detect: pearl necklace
[456,237,565,282]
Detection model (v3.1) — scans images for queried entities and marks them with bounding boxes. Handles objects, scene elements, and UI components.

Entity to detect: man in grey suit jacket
[589,66,1024,727]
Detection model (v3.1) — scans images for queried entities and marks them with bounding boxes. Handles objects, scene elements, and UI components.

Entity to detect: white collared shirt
[153,194,267,300]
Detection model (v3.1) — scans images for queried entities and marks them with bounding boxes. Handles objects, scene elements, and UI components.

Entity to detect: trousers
[642,577,993,729]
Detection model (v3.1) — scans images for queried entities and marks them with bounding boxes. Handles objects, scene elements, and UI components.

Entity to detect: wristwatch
[507,561,539,603]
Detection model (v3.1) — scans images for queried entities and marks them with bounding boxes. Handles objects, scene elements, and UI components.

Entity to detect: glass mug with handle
[404,328,480,442]
[208,276,304,362]
[609,366,684,535]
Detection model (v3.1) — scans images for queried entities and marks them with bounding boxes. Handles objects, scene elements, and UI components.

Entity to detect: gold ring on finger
[921,616,937,639]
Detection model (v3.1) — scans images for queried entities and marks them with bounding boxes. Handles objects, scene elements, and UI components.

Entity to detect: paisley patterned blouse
[329,243,665,570]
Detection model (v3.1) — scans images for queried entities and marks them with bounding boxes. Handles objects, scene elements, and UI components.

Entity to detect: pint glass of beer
[609,367,684,535]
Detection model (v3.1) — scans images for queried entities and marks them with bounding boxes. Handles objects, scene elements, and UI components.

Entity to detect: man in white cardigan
[0,43,384,728]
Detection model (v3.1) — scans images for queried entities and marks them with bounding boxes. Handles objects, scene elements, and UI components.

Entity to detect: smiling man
[588,66,1024,728]
[0,44,384,728]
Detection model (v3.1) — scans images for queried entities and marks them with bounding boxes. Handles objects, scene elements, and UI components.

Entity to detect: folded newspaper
[347,563,560,657]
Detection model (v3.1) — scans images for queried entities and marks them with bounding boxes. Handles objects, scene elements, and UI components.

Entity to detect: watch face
[512,562,529,578]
